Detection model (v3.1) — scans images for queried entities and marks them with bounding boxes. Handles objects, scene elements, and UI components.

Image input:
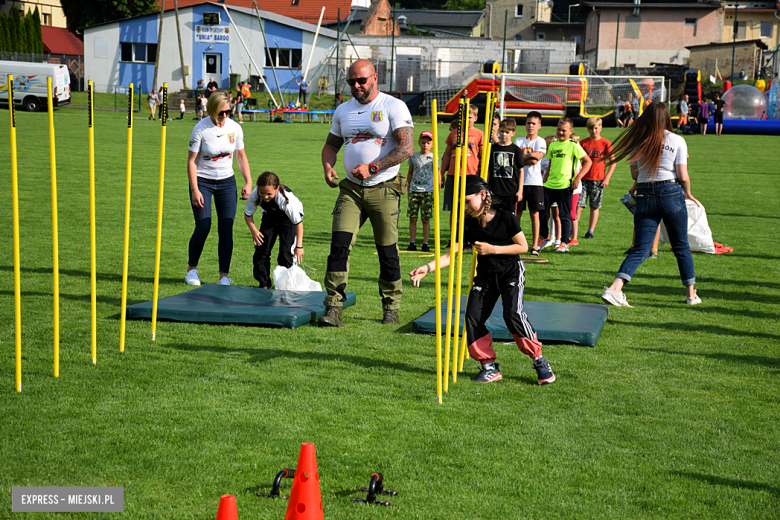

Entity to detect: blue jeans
[188,176,237,275]
[617,182,695,286]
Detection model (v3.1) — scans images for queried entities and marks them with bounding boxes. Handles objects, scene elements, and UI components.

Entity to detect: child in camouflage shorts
[406,130,437,252]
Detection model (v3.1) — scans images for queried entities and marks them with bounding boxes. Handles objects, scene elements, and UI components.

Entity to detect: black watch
[369,162,379,175]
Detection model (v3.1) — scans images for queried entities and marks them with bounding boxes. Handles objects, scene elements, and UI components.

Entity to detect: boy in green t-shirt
[540,118,592,252]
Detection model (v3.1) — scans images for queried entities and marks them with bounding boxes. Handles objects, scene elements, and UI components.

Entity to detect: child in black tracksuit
[410,176,555,385]
[244,171,305,288]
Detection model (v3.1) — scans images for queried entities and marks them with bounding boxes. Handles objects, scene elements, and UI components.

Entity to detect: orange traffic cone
[215,494,238,520]
[284,443,324,520]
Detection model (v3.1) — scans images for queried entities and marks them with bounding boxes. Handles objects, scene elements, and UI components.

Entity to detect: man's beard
[353,83,374,103]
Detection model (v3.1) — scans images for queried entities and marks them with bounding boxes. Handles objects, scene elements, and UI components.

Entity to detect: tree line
[0,7,44,54]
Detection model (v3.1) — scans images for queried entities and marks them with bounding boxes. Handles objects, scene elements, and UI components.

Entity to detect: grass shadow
[0,265,182,285]
[167,342,433,375]
[631,347,780,371]
[620,321,780,342]
[671,471,780,496]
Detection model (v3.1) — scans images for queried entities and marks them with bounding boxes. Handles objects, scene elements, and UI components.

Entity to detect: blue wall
[118,14,158,94]
[263,18,303,94]
[191,4,231,90]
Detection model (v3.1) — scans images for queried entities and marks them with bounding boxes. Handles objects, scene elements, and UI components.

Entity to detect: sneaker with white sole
[686,291,702,305]
[218,277,233,286]
[555,243,569,253]
[185,269,201,286]
[471,362,502,383]
[533,356,556,385]
[601,286,633,308]
[538,237,554,250]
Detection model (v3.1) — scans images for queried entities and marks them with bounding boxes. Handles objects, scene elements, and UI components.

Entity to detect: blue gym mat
[411,297,609,347]
[126,284,357,329]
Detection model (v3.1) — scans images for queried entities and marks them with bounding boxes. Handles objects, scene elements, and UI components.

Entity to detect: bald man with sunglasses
[319,59,415,327]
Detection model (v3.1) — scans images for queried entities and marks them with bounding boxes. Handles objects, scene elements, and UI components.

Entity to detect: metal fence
[0,52,84,91]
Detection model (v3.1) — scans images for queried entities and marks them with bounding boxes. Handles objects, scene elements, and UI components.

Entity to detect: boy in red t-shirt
[574,117,615,239]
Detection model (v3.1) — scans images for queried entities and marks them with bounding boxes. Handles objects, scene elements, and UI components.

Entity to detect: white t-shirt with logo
[635,131,687,183]
[244,186,304,225]
[514,136,547,186]
[188,117,244,180]
[329,92,414,186]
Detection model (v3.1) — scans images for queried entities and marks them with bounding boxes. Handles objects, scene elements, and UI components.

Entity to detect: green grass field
[1,106,779,519]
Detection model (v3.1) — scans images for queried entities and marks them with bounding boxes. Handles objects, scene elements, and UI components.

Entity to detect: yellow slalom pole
[9,76,22,392]
[450,98,470,384]
[151,84,168,341]
[47,77,60,377]
[443,99,466,392]
[458,92,497,372]
[431,100,443,404]
[88,81,97,365]
[120,83,134,352]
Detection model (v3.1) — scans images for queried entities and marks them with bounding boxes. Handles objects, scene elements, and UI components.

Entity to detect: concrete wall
[584,7,721,69]
[484,0,553,41]
[723,10,780,48]
[688,44,763,80]
[337,35,575,92]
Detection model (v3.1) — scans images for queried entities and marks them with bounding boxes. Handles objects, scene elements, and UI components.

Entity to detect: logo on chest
[371,111,383,123]
[228,133,235,144]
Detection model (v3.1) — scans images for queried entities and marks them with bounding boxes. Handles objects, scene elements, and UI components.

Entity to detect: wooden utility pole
[152,0,165,92]
[174,0,187,90]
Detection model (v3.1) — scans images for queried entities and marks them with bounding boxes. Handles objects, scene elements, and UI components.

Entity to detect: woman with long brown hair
[601,101,701,307]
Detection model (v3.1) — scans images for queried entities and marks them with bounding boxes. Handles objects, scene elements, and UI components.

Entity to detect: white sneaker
[185,269,201,286]
[601,287,633,308]
[218,277,233,286]
[686,291,702,305]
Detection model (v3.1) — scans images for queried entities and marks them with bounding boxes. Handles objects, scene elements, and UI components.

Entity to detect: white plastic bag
[272,264,322,292]
[659,199,716,254]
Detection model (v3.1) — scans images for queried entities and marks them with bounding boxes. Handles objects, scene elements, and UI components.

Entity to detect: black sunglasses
[346,76,372,86]
[217,109,231,117]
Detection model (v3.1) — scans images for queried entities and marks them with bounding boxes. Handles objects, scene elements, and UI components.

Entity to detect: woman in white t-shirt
[185,90,253,286]
[601,102,702,308]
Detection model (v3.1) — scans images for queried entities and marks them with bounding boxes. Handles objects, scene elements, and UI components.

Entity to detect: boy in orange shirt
[441,105,483,244]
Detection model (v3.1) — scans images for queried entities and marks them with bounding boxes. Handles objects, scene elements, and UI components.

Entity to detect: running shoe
[533,356,555,385]
[555,243,569,253]
[569,239,580,246]
[185,269,201,286]
[686,291,702,305]
[421,243,430,253]
[648,252,659,259]
[601,287,633,307]
[583,231,594,239]
[538,237,554,250]
[406,243,417,252]
[218,277,233,286]
[472,362,502,383]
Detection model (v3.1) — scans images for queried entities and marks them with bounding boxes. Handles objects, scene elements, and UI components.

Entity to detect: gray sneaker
[601,287,633,308]
[472,362,502,383]
[318,306,344,327]
[381,308,399,325]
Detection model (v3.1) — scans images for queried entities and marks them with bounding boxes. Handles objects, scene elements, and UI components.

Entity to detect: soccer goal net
[498,73,667,118]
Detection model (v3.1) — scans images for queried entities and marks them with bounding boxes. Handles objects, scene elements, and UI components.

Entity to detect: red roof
[172,0,352,24]
[41,26,84,55]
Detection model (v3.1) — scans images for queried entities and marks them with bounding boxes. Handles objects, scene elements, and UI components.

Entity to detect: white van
[0,60,71,112]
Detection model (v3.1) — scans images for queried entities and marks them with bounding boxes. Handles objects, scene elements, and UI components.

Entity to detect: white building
[82,1,337,95]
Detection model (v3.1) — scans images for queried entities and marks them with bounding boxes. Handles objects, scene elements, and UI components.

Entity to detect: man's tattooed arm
[324,132,344,153]
[375,126,414,172]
